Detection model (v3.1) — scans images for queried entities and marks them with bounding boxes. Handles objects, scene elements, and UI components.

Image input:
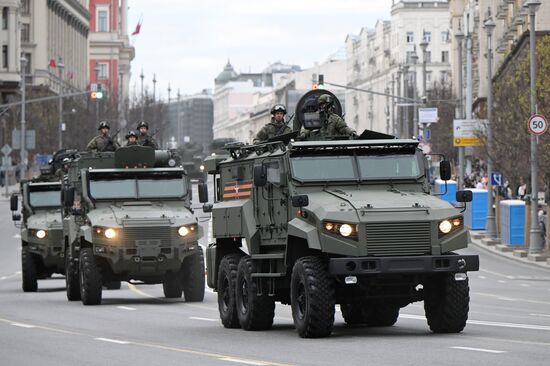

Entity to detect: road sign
[419,108,438,123]
[90,83,98,92]
[1,144,12,156]
[11,129,36,150]
[527,114,548,135]
[453,119,485,147]
[34,154,52,166]
[425,129,431,141]
[491,172,503,186]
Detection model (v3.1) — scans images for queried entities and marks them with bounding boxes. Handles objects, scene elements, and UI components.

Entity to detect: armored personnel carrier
[199,90,479,338]
[62,146,204,305]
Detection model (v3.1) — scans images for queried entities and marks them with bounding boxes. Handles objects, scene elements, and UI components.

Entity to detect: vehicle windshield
[89,171,187,200]
[358,154,420,179]
[291,156,356,181]
[28,185,61,208]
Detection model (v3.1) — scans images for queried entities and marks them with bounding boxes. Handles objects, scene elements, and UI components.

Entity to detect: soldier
[125,131,138,146]
[86,121,119,152]
[137,121,159,149]
[54,158,70,180]
[303,94,356,140]
[253,104,292,144]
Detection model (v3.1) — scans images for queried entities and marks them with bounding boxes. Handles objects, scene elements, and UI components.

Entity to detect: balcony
[496,4,508,20]
[512,14,525,26]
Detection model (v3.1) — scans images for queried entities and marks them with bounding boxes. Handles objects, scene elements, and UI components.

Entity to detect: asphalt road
[1,189,550,366]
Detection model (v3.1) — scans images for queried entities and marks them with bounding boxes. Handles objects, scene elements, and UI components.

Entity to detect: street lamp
[484,11,497,238]
[58,57,64,150]
[152,73,157,104]
[419,36,429,101]
[410,46,419,137]
[140,69,144,120]
[524,0,543,254]
[20,55,27,173]
[94,62,100,124]
[402,64,409,139]
[455,26,465,190]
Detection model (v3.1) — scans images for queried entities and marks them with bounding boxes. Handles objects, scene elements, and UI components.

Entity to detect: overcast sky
[127,0,394,98]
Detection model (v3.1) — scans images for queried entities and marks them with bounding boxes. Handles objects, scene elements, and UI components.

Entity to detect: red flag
[131,17,142,36]
[49,59,57,68]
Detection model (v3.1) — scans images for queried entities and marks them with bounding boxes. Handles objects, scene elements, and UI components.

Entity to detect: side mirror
[64,187,75,208]
[456,190,473,203]
[253,165,267,187]
[291,195,309,208]
[202,203,213,213]
[10,195,18,211]
[440,160,451,181]
[198,183,208,203]
[12,214,21,221]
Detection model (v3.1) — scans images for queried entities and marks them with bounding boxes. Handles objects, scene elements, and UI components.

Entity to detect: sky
[127,0,394,99]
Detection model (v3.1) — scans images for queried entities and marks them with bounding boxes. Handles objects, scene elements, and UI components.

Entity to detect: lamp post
[94,62,100,123]
[20,55,27,172]
[419,36,429,140]
[140,69,144,120]
[176,89,181,144]
[58,57,64,150]
[396,67,402,137]
[403,64,409,138]
[525,0,543,254]
[152,73,157,104]
[410,46,419,137]
[455,26,465,189]
[484,12,497,238]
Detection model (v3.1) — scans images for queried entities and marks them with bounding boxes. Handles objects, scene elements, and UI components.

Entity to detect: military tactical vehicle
[62,146,204,305]
[199,91,479,338]
[11,165,65,292]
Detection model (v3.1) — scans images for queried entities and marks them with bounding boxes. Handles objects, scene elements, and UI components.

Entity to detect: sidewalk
[0,184,20,200]
[469,230,550,270]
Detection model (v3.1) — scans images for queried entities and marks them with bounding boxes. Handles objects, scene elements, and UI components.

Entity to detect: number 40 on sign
[527,114,548,135]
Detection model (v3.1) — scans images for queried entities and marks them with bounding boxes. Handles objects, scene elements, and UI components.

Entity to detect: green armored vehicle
[62,146,204,305]
[199,91,479,338]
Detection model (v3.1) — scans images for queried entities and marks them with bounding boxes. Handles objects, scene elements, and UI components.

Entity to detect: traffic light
[91,91,104,99]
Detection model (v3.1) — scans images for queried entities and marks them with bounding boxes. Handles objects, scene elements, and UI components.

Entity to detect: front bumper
[329,254,479,275]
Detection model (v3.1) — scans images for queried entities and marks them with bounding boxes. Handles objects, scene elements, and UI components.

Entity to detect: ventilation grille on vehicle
[366,222,431,256]
[122,226,173,247]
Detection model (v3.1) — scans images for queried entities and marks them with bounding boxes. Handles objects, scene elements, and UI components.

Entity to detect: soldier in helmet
[253,104,292,144]
[55,158,71,181]
[136,121,159,149]
[125,130,138,146]
[86,121,119,152]
[303,94,356,140]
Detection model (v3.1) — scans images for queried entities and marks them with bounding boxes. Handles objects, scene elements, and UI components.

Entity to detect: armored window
[291,156,356,182]
[90,179,137,200]
[28,184,62,209]
[138,178,186,199]
[266,161,280,185]
[358,154,421,180]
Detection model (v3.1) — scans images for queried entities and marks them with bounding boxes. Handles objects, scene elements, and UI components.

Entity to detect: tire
[104,281,121,290]
[163,269,183,298]
[79,248,102,305]
[365,304,400,327]
[236,256,275,330]
[182,248,205,302]
[22,246,38,292]
[424,274,470,333]
[65,248,81,301]
[341,303,367,325]
[291,256,335,338]
[217,253,242,328]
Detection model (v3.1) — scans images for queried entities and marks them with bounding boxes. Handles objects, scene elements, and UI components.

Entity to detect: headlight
[339,224,353,237]
[439,220,452,234]
[104,228,117,239]
[323,221,358,239]
[178,224,198,237]
[200,165,205,172]
[36,230,47,239]
[178,226,190,237]
[438,216,463,236]
[94,227,118,239]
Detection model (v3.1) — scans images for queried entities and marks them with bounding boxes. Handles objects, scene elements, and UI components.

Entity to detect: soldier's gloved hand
[350,131,358,140]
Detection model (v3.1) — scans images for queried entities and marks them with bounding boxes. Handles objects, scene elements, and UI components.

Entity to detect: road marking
[117,306,136,311]
[95,337,130,345]
[12,234,21,239]
[474,291,550,306]
[498,280,507,284]
[127,283,164,301]
[497,297,516,301]
[0,272,21,280]
[478,275,487,280]
[11,323,35,328]
[530,313,550,318]
[189,316,217,322]
[219,357,269,365]
[520,284,530,287]
[450,346,505,354]
[400,314,550,331]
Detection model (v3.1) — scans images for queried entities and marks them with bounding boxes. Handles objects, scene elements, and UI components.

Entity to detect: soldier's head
[98,121,110,135]
[270,104,287,123]
[62,157,70,172]
[137,121,149,135]
[317,94,334,112]
[126,130,138,144]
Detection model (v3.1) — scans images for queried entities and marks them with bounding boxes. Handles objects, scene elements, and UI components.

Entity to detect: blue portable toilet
[434,179,457,204]
[500,200,525,246]
[464,188,488,230]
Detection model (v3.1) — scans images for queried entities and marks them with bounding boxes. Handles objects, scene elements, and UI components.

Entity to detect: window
[97,9,108,32]
[423,32,431,43]
[440,71,450,84]
[441,51,449,63]
[425,51,431,63]
[21,0,30,16]
[406,51,414,64]
[358,154,420,180]
[406,32,414,44]
[2,46,7,69]
[2,7,7,29]
[426,71,432,84]
[441,30,450,43]
[21,23,30,43]
[97,63,108,80]
[291,156,356,182]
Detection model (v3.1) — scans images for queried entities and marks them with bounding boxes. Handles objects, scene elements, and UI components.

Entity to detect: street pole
[20,55,27,174]
[484,14,497,238]
[152,73,157,104]
[396,67,402,137]
[58,57,64,151]
[403,65,409,138]
[140,69,144,120]
[391,74,396,135]
[466,13,474,179]
[411,47,419,138]
[94,62,100,124]
[176,89,181,145]
[455,26,465,189]
[525,0,543,254]
[420,37,429,139]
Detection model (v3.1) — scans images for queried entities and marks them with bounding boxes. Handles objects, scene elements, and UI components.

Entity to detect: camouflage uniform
[54,168,64,181]
[126,140,138,147]
[138,134,159,149]
[253,119,292,144]
[302,113,355,140]
[86,134,119,152]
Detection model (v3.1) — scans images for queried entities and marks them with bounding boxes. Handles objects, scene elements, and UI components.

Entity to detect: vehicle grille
[122,226,173,247]
[365,222,432,256]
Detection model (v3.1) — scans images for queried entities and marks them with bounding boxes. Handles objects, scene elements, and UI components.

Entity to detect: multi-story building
[0,0,20,103]
[346,0,452,137]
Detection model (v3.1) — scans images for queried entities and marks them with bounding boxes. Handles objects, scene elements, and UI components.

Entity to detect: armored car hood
[87,202,195,227]
[27,209,63,230]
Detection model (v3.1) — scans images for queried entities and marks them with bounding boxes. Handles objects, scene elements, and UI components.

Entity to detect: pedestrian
[86,121,119,152]
[253,104,292,144]
[125,131,138,146]
[136,121,159,149]
[302,94,356,140]
[518,181,527,200]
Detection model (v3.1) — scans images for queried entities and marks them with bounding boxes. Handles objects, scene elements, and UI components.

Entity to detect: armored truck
[62,146,204,305]
[200,92,478,338]
[11,176,64,292]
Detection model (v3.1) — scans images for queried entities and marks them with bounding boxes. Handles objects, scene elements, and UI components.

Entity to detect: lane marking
[520,284,530,287]
[473,291,550,306]
[12,234,21,239]
[529,313,550,318]
[478,275,487,280]
[450,346,505,354]
[219,357,269,365]
[189,317,217,322]
[117,306,136,311]
[0,272,21,280]
[400,314,550,331]
[95,337,130,345]
[11,323,35,328]
[498,280,507,284]
[497,297,516,301]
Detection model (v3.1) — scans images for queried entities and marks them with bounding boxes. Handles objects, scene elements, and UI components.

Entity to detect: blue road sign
[425,129,431,141]
[34,154,52,166]
[491,172,503,186]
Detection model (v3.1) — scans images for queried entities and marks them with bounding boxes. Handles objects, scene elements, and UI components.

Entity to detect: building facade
[0,0,20,103]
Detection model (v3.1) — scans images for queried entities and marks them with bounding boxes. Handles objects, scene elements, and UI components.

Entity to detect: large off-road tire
[163,269,183,298]
[365,304,400,327]
[424,274,470,333]
[104,281,122,290]
[22,246,38,292]
[236,256,275,330]
[182,248,205,302]
[341,303,367,325]
[217,253,242,328]
[65,248,81,301]
[79,248,103,305]
[291,256,335,338]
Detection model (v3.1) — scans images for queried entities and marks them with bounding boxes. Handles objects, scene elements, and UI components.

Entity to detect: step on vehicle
[62,146,205,305]
[200,90,479,338]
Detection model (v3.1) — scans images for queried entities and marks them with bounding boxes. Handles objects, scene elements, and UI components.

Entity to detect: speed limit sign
[527,114,548,135]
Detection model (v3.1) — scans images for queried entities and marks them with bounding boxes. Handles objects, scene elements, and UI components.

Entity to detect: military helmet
[62,157,70,164]
[317,94,333,106]
[270,104,287,115]
[126,130,138,139]
[98,121,110,130]
[137,121,149,130]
